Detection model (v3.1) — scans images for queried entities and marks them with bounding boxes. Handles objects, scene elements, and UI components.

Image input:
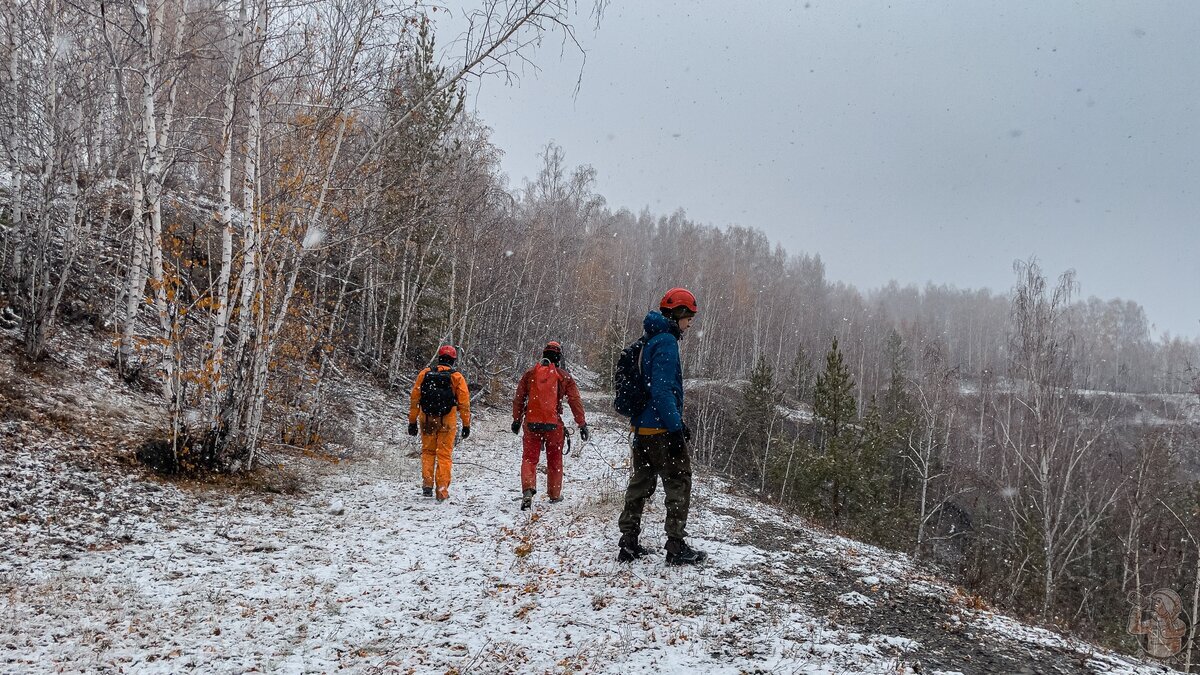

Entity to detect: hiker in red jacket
[512,341,588,510]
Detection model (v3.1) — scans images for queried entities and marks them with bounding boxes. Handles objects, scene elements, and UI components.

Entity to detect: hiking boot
[422,486,434,498]
[548,497,563,504]
[665,539,707,566]
[520,489,535,511]
[617,538,653,563]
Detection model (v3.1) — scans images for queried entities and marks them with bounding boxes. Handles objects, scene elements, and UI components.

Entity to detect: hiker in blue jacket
[617,288,707,565]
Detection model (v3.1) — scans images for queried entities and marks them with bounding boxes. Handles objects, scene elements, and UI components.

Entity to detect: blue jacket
[633,311,685,432]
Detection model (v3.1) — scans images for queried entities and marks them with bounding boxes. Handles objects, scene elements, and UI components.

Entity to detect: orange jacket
[513,362,586,428]
[409,365,472,427]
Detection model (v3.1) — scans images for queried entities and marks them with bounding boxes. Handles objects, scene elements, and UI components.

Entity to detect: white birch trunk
[5,10,24,282]
[23,3,59,356]
[143,0,189,401]
[119,159,147,369]
[209,0,249,396]
[140,1,171,395]
[223,0,264,449]
[231,0,264,367]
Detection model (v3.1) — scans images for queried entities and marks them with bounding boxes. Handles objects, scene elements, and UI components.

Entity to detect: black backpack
[613,336,650,417]
[419,368,457,417]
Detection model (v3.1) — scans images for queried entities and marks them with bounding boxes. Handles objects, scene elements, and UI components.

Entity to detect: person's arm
[513,370,530,423]
[409,368,428,423]
[647,337,684,432]
[1128,606,1148,635]
[452,371,471,427]
[562,373,586,427]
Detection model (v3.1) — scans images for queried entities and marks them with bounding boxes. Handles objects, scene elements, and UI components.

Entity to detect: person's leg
[420,418,437,491]
[660,435,704,564]
[434,421,455,500]
[520,429,542,495]
[618,434,663,544]
[660,434,693,542]
[545,427,565,500]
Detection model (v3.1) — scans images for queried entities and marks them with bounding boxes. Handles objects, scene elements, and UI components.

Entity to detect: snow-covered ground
[0,367,1180,673]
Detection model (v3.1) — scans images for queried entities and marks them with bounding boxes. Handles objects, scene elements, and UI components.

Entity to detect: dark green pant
[618,432,692,542]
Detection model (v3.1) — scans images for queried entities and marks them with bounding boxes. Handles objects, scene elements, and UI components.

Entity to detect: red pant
[521,426,564,499]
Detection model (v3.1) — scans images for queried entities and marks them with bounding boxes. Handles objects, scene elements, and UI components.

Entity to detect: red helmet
[437,345,457,359]
[659,287,698,315]
[543,341,562,354]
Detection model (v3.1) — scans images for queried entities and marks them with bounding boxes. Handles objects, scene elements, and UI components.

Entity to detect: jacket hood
[643,310,676,338]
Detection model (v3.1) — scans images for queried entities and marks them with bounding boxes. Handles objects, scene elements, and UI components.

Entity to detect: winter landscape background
[2,0,1199,672]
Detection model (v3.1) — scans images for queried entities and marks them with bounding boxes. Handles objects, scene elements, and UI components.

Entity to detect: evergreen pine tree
[810,337,859,524]
[853,398,910,546]
[382,18,465,363]
[813,337,857,440]
[878,329,916,517]
[737,353,778,456]
[789,344,813,405]
[882,329,910,421]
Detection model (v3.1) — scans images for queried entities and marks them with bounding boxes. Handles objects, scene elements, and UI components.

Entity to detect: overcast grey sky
[462,1,1200,338]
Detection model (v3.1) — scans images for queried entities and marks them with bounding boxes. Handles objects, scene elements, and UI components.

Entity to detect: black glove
[667,428,688,447]
[461,425,470,439]
[407,421,419,436]
[682,423,692,442]
[579,425,590,442]
[511,419,522,435]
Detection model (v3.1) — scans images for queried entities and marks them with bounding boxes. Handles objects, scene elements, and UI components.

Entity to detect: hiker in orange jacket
[512,341,588,510]
[408,345,471,501]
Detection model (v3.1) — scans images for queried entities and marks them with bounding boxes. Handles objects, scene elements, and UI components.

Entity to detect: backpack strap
[631,335,646,434]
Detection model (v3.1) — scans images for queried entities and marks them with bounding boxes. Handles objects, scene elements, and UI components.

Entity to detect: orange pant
[420,415,457,499]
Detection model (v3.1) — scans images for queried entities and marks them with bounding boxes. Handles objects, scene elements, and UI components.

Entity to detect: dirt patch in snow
[709,493,1173,675]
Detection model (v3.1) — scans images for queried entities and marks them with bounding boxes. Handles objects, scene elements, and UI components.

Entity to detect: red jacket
[513,362,586,428]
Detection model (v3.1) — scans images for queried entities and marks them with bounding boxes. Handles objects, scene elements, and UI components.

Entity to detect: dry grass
[0,327,327,498]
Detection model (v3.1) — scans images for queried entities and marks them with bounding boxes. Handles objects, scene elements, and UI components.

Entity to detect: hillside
[0,332,1180,675]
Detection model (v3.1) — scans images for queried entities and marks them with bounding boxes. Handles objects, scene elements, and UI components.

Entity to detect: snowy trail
[1,398,896,674]
[0,385,1178,674]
